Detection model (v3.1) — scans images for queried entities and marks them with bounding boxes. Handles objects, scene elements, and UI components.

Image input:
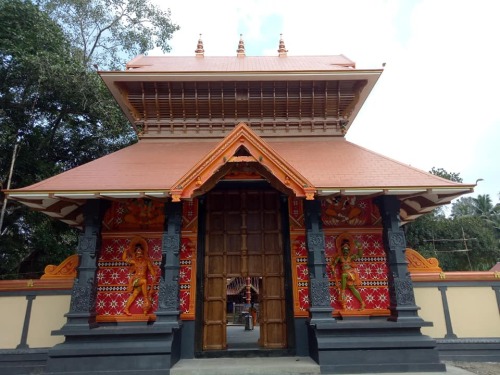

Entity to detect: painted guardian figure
[122,237,157,315]
[330,232,365,310]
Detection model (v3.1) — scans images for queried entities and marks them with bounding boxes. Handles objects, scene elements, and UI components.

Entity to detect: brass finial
[277,33,288,56]
[195,34,204,57]
[236,34,245,57]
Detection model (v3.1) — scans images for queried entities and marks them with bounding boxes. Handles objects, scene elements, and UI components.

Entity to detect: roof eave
[99,69,383,135]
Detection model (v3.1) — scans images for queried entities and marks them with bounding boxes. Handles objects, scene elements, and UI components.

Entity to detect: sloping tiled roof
[10,138,467,193]
[124,55,356,72]
[6,135,474,227]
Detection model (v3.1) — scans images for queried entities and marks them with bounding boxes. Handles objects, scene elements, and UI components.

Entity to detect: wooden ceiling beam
[234,82,237,120]
[168,82,173,122]
[208,82,212,122]
[154,82,160,122]
[221,82,225,122]
[195,82,200,121]
[312,81,315,119]
[141,82,147,120]
[181,82,186,121]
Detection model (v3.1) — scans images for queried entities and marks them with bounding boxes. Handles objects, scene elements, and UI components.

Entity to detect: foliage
[451,197,476,218]
[430,167,463,183]
[406,168,500,271]
[1,0,178,279]
[38,0,180,69]
[406,215,498,271]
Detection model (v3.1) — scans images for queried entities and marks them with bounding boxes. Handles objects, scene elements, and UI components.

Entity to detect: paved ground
[443,361,500,375]
[171,357,499,375]
[185,325,500,375]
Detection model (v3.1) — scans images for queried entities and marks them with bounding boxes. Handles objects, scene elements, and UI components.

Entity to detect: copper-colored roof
[100,55,382,138]
[11,138,466,192]
[6,135,474,226]
[124,55,356,72]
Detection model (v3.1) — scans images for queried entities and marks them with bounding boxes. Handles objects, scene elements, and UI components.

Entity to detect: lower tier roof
[5,125,474,227]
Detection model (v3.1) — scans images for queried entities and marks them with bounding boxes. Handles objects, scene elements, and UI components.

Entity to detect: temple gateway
[5,36,476,374]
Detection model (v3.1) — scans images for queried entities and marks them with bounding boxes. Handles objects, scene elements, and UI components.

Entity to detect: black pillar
[304,199,335,324]
[62,199,103,332]
[155,200,182,328]
[376,195,423,322]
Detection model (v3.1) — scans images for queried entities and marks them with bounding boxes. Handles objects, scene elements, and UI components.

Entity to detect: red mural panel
[289,197,305,232]
[291,235,310,316]
[96,237,162,319]
[95,199,198,321]
[289,196,389,317]
[325,233,389,313]
[321,196,382,228]
[179,238,195,316]
[102,199,165,231]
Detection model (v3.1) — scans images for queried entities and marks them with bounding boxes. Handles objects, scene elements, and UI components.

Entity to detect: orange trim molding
[0,279,74,291]
[41,254,79,279]
[406,248,442,273]
[170,122,316,201]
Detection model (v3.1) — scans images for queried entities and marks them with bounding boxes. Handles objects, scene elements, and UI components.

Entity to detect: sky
[151,0,500,205]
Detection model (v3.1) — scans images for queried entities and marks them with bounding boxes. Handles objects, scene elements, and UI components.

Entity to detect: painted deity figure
[122,239,156,315]
[330,234,365,310]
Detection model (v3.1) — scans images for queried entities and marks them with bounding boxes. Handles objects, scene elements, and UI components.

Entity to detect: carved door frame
[194,182,295,355]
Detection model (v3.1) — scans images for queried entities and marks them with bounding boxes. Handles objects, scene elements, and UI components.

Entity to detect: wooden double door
[202,189,287,350]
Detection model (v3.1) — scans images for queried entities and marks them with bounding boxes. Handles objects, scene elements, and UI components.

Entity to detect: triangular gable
[170,123,316,201]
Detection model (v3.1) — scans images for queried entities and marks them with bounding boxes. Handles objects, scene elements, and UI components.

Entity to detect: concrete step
[170,356,320,375]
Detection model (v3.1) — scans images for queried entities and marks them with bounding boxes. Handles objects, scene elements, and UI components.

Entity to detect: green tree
[453,194,500,237]
[38,0,179,69]
[451,197,476,218]
[430,167,463,183]
[406,215,498,271]
[0,0,84,278]
[406,168,500,271]
[0,0,178,278]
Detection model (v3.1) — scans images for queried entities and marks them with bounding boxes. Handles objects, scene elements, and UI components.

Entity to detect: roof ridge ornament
[195,33,204,57]
[236,34,245,57]
[277,33,288,57]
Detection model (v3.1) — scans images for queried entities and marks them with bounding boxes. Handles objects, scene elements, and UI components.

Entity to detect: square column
[375,195,425,322]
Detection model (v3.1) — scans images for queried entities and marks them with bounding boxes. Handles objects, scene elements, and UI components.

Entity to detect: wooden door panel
[206,232,225,255]
[226,255,240,276]
[204,323,225,350]
[264,255,282,273]
[203,192,227,350]
[206,255,223,273]
[203,189,287,350]
[247,233,261,252]
[264,213,279,230]
[247,254,262,275]
[205,299,225,320]
[227,235,241,251]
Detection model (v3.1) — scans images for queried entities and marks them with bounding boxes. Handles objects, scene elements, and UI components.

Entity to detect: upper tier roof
[99,54,382,139]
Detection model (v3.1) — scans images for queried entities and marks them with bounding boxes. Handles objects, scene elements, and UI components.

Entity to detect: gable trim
[169,122,316,201]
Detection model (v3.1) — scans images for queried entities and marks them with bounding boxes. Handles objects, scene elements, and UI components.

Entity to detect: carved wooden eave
[317,186,474,225]
[169,122,316,201]
[99,57,382,138]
